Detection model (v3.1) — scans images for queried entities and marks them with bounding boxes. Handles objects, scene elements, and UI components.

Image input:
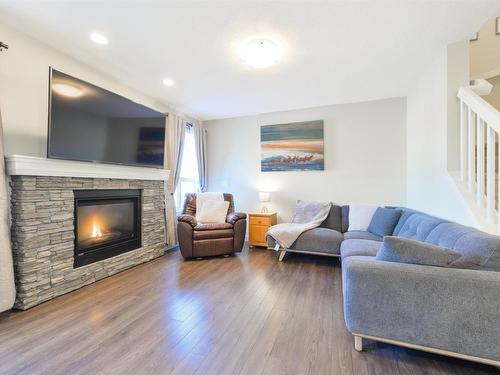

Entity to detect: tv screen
[48,69,166,168]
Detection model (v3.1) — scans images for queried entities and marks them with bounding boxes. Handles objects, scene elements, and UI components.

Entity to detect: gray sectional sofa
[267,205,500,367]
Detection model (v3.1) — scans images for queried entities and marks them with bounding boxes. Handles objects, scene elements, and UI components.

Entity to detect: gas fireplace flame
[91,221,103,238]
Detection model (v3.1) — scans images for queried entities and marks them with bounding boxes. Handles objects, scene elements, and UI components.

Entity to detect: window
[175,124,199,210]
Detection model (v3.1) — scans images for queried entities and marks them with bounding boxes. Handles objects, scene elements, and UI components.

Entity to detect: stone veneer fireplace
[7,155,168,310]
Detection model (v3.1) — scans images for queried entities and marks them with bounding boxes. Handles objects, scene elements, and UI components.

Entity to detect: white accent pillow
[196,192,224,222]
[196,200,230,224]
[348,204,378,231]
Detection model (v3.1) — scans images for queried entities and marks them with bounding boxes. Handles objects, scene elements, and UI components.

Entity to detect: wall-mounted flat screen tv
[48,68,166,168]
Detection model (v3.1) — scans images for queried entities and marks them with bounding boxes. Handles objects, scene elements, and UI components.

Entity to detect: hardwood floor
[0,245,497,375]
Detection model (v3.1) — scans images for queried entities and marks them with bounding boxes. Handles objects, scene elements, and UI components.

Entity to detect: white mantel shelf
[5,155,170,181]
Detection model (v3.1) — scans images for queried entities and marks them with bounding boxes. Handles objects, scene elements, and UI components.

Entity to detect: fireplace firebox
[74,189,142,268]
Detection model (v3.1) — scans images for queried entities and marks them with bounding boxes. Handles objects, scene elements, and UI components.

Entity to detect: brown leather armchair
[177,193,247,258]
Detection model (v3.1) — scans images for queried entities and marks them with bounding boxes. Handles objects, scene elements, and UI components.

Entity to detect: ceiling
[0,0,499,121]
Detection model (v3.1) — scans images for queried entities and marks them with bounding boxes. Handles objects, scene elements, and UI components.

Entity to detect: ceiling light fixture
[52,83,83,98]
[163,78,175,87]
[90,32,109,45]
[239,38,282,69]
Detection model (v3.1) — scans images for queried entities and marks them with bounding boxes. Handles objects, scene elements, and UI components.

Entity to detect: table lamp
[259,192,270,213]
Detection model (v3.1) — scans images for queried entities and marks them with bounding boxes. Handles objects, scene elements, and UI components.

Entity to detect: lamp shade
[259,192,270,203]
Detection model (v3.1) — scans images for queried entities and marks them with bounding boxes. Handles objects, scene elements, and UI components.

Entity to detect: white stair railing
[457,87,500,232]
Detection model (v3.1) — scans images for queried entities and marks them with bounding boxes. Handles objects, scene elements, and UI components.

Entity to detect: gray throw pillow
[367,207,402,237]
[376,236,461,267]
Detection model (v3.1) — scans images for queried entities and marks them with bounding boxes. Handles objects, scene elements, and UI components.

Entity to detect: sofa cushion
[452,232,500,271]
[341,205,349,233]
[424,222,500,271]
[392,207,420,236]
[193,228,233,240]
[320,204,342,232]
[341,239,382,258]
[396,213,446,241]
[376,236,461,267]
[193,223,234,239]
[367,207,402,237]
[348,204,378,231]
[425,222,474,248]
[343,231,382,241]
[291,228,343,255]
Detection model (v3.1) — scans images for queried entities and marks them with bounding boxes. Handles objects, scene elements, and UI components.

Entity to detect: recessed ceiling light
[52,83,83,98]
[90,32,108,45]
[238,38,282,69]
[163,78,175,87]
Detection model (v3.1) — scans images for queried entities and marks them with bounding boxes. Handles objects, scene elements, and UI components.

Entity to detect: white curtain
[0,108,16,312]
[165,114,187,246]
[193,121,208,192]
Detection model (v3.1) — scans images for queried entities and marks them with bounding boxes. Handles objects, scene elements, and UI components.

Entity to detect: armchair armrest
[178,214,197,228]
[342,256,500,361]
[226,212,247,225]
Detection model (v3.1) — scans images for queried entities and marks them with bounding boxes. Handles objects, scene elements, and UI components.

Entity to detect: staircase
[452,85,500,233]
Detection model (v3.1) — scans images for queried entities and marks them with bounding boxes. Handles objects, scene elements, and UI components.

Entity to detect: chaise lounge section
[344,209,500,366]
[267,204,500,366]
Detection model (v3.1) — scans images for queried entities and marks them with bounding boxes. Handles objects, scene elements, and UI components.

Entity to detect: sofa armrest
[178,214,197,228]
[342,256,500,361]
[226,212,247,225]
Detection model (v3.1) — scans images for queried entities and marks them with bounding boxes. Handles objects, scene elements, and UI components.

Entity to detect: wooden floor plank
[0,245,497,375]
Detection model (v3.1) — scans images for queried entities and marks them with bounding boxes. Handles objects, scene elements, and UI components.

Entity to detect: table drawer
[249,216,273,226]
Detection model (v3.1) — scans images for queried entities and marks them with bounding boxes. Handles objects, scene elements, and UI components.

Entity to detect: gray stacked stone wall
[10,176,166,310]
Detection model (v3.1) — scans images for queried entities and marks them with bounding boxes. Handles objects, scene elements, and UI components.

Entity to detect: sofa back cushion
[426,222,500,271]
[341,205,349,233]
[396,213,446,241]
[425,222,472,248]
[392,207,422,235]
[320,204,343,232]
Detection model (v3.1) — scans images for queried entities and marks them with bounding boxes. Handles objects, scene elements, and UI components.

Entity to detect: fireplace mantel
[5,155,169,181]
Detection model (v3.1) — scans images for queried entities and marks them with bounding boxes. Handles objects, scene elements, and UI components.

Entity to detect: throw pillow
[376,236,461,267]
[196,200,230,224]
[348,204,378,231]
[367,207,402,237]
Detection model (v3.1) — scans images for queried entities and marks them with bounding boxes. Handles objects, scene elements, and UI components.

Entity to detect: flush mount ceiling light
[162,78,175,87]
[238,38,282,69]
[52,83,83,98]
[90,32,109,45]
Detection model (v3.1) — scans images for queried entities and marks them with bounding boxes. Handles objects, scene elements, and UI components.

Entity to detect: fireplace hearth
[74,189,142,268]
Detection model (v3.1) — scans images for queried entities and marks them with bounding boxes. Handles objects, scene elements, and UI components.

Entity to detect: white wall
[0,23,170,157]
[205,98,407,222]
[469,10,500,110]
[470,9,500,79]
[483,75,500,109]
[406,45,477,226]
[446,41,470,171]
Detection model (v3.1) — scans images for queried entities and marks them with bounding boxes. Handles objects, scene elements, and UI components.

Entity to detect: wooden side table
[248,212,277,248]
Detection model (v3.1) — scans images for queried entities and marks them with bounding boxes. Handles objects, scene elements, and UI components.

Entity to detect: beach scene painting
[261,120,324,172]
